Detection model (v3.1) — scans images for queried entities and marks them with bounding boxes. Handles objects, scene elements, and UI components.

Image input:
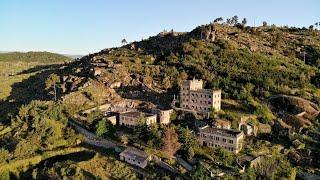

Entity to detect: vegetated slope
[0,52,88,178]
[51,22,320,179]
[0,52,71,121]
[61,23,320,117]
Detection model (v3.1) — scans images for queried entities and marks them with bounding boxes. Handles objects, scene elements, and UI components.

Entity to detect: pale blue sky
[0,0,319,55]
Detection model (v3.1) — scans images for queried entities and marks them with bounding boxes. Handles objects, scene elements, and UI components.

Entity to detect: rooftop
[120,147,150,162]
[200,126,243,137]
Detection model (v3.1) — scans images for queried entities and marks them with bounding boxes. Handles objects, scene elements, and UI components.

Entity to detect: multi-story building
[119,111,157,127]
[199,126,244,153]
[180,79,221,114]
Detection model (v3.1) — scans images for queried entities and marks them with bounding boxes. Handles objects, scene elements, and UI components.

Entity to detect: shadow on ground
[0,64,65,124]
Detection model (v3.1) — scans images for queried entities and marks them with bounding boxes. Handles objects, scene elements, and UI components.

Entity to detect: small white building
[119,148,151,168]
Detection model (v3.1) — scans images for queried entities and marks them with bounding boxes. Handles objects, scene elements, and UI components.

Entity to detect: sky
[0,0,319,55]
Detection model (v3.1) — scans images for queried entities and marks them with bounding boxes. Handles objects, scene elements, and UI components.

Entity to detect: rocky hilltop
[58,21,320,114]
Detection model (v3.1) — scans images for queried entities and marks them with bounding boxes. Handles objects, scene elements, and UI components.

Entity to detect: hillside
[0,52,70,120]
[1,20,320,179]
[59,22,320,113]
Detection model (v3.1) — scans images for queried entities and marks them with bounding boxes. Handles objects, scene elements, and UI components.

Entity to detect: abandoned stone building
[199,125,244,153]
[119,111,157,127]
[150,109,173,125]
[180,79,221,115]
[120,147,151,168]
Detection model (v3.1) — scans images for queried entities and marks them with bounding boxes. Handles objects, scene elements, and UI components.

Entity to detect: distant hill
[62,54,84,59]
[0,51,70,63]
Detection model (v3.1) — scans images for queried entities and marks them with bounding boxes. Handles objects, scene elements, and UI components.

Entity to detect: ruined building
[179,79,221,115]
[119,112,157,127]
[199,126,244,153]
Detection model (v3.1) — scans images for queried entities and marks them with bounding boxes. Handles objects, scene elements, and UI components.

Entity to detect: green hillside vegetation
[0,52,70,120]
[0,19,320,179]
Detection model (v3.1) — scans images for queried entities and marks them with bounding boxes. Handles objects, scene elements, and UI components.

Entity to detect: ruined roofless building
[119,112,157,127]
[179,79,221,114]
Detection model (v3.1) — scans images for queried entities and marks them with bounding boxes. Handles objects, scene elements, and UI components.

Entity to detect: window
[209,95,212,98]
[229,140,234,144]
[208,101,211,104]
[223,138,226,143]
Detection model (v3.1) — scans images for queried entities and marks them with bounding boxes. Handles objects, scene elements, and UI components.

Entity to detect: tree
[96,119,107,137]
[162,126,181,159]
[214,17,223,23]
[133,114,148,143]
[177,127,198,152]
[242,18,247,27]
[231,15,239,25]
[187,147,194,160]
[121,38,127,45]
[45,74,60,101]
[147,124,163,149]
[226,18,231,25]
[263,21,268,27]
[121,135,129,145]
[163,76,171,90]
[309,25,314,30]
[189,162,211,180]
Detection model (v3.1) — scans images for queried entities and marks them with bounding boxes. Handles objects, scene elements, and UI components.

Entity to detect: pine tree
[45,74,60,101]
[121,38,127,45]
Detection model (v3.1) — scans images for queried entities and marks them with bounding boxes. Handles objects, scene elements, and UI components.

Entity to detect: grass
[0,52,70,121]
[0,147,85,176]
[77,153,139,179]
[0,127,12,136]
[0,61,42,100]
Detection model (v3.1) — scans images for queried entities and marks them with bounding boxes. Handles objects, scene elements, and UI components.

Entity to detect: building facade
[199,126,244,153]
[180,79,221,114]
[119,112,157,127]
[120,148,151,168]
[106,115,117,125]
[151,109,173,125]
